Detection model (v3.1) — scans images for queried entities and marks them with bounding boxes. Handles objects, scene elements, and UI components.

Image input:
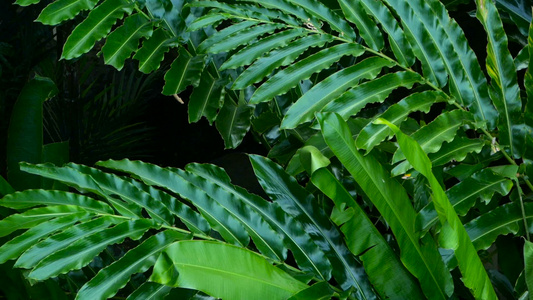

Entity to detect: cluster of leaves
[5,0,533,298]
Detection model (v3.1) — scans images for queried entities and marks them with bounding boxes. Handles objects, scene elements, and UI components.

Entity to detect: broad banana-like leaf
[15,216,121,269]
[232,34,333,89]
[300,146,424,299]
[249,43,365,104]
[7,77,58,191]
[321,71,422,119]
[102,13,154,71]
[61,0,134,60]
[36,0,99,25]
[377,118,497,300]
[418,168,513,232]
[215,97,254,149]
[250,155,375,296]
[220,29,306,71]
[28,219,154,280]
[150,240,308,300]
[318,112,453,300]
[133,28,178,74]
[76,230,190,300]
[97,159,250,247]
[162,47,206,96]
[188,69,226,124]
[126,282,172,300]
[356,91,444,152]
[281,57,393,129]
[288,282,335,300]
[476,0,524,157]
[357,0,415,66]
[185,163,331,280]
[338,0,383,50]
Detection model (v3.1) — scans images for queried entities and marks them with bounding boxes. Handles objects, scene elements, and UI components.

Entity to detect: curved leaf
[185,163,330,280]
[102,13,154,71]
[61,0,134,60]
[322,71,422,119]
[96,159,250,247]
[428,137,485,166]
[232,34,333,89]
[150,240,308,300]
[378,118,497,300]
[300,147,424,299]
[338,0,383,50]
[207,24,284,54]
[476,0,524,157]
[188,70,226,124]
[126,282,173,300]
[220,29,306,71]
[281,57,393,129]
[15,216,121,269]
[133,28,178,74]
[0,189,113,214]
[36,0,99,25]
[356,91,444,152]
[28,219,154,281]
[250,155,376,297]
[215,98,254,149]
[163,47,206,96]
[249,43,365,104]
[187,13,227,32]
[318,112,453,300]
[197,21,257,53]
[76,230,189,300]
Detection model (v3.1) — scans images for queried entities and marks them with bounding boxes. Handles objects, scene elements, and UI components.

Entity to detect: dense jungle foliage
[1,0,533,299]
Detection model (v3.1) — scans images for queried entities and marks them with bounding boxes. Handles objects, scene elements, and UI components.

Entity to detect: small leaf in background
[188,69,226,124]
[163,47,206,96]
[215,97,253,149]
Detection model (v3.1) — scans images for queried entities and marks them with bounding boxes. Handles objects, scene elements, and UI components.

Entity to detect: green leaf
[0,213,89,264]
[77,230,189,300]
[0,175,14,197]
[0,189,113,214]
[321,71,422,119]
[524,240,533,297]
[61,0,134,60]
[163,47,206,96]
[126,282,172,300]
[525,16,533,129]
[357,0,415,66]
[495,0,532,36]
[287,282,335,300]
[428,137,485,166]
[318,112,453,300]
[144,0,186,39]
[15,216,121,269]
[300,147,424,299]
[150,240,308,300]
[14,0,40,7]
[36,0,99,25]
[250,155,375,296]
[220,29,306,71]
[232,34,333,89]
[476,0,523,157]
[187,13,227,32]
[244,0,317,26]
[134,28,178,74]
[197,21,257,53]
[377,118,497,300]
[392,110,475,175]
[28,219,154,281]
[7,77,58,190]
[0,205,89,238]
[356,91,444,152]
[185,163,329,279]
[280,57,393,129]
[207,24,284,54]
[338,0,384,50]
[215,97,254,149]
[188,69,226,124]
[101,13,154,71]
[250,43,365,104]
[96,159,250,247]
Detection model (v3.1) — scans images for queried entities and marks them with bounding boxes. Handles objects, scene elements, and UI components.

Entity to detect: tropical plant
[6,0,533,298]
